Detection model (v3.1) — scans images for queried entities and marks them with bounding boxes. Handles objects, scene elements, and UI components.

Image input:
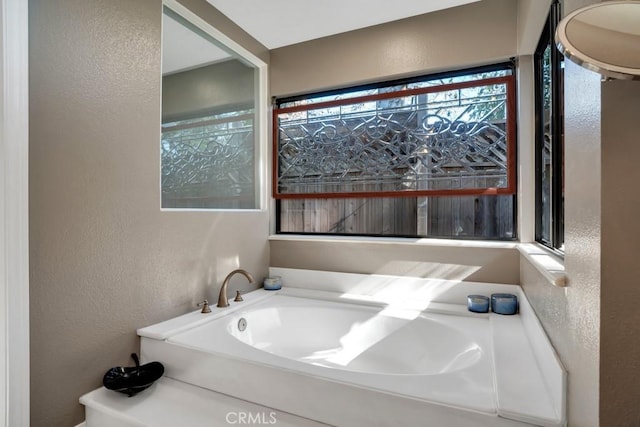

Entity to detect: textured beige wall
[494,3,640,426]
[271,239,520,284]
[270,0,518,97]
[162,60,254,121]
[519,1,602,425]
[29,0,268,426]
[560,59,602,427]
[600,80,640,425]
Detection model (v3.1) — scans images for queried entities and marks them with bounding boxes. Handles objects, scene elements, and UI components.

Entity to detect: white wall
[1,0,30,426]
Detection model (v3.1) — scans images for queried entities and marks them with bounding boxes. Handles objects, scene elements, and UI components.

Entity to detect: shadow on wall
[270,240,520,285]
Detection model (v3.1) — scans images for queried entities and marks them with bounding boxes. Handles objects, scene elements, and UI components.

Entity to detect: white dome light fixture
[556,1,640,80]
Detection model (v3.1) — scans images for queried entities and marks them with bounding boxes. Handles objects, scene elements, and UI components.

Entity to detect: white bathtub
[139,269,565,427]
[219,296,485,375]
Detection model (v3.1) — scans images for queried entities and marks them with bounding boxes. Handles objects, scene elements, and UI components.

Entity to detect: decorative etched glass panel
[275,77,515,198]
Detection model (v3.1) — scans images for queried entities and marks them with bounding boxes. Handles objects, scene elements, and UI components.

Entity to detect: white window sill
[268,234,518,249]
[517,243,567,287]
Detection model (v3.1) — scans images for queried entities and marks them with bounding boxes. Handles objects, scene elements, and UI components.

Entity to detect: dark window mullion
[550,0,564,250]
[534,0,564,252]
[534,18,551,245]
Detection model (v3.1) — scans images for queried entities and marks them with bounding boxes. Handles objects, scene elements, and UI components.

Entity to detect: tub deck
[138,268,565,427]
[166,293,495,414]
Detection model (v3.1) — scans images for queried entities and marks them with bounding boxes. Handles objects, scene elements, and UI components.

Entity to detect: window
[274,64,517,239]
[161,7,261,210]
[535,0,564,251]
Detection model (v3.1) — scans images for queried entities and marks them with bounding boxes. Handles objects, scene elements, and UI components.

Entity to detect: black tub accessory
[103,353,164,397]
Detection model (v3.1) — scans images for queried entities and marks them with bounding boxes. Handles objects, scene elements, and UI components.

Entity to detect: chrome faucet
[217,269,254,308]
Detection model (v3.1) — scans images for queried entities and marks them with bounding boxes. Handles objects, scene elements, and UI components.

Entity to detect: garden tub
[139,268,565,427]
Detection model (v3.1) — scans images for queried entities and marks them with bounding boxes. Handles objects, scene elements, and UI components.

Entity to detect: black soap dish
[103,353,164,397]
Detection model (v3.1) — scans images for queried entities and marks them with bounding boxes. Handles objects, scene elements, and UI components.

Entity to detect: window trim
[534,0,564,252]
[272,66,517,200]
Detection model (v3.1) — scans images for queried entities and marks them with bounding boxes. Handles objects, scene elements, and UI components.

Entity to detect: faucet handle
[234,291,244,302]
[197,300,212,314]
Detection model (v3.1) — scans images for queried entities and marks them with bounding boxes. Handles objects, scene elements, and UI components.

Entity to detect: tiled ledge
[517,243,567,287]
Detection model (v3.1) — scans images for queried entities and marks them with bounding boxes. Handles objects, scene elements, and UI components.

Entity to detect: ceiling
[163,0,481,74]
[205,0,481,49]
[162,12,231,75]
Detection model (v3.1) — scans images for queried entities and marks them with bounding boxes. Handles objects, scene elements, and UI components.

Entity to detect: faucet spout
[217,269,254,308]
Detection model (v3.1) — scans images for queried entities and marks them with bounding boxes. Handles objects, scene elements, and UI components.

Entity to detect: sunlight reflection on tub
[295,313,483,374]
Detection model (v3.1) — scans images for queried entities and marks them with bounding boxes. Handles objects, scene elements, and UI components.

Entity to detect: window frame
[534,0,564,252]
[273,63,518,240]
[272,63,517,200]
